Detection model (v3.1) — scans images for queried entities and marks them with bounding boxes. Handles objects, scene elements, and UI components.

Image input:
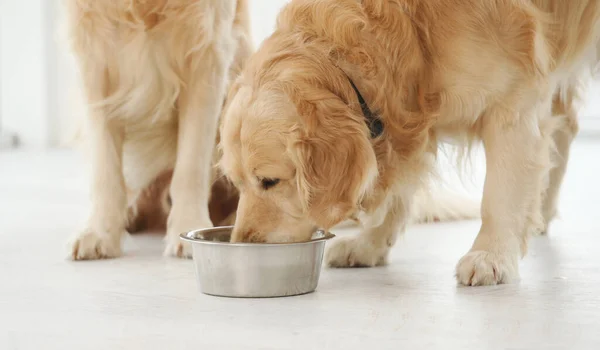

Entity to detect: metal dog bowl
[180,226,335,298]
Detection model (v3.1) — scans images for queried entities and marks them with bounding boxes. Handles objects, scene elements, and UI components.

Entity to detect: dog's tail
[409,148,481,224]
[409,186,480,224]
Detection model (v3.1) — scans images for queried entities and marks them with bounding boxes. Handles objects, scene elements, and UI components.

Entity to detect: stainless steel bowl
[180,226,335,298]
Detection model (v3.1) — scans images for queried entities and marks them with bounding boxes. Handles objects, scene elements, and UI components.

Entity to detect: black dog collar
[347,78,384,138]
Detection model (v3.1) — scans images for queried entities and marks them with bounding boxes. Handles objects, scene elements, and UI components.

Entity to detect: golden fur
[66,0,251,259]
[220,0,598,285]
[64,0,478,260]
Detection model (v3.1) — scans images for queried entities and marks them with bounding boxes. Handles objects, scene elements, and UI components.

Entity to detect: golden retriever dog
[220,0,596,286]
[65,0,251,259]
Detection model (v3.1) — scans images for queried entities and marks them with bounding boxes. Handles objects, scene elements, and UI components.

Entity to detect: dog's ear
[288,87,378,229]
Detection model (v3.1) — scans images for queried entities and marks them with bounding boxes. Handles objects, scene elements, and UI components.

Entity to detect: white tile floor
[1,140,599,350]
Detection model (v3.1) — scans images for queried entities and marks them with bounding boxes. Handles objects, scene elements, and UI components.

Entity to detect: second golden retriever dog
[220,0,597,285]
[66,0,252,259]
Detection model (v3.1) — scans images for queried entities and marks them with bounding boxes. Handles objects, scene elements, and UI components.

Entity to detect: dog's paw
[163,239,193,258]
[68,229,123,261]
[326,236,388,268]
[164,214,211,259]
[455,250,518,286]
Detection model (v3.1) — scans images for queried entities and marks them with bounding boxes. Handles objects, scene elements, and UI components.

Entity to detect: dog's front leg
[326,194,408,267]
[163,59,229,258]
[69,67,128,260]
[455,102,551,286]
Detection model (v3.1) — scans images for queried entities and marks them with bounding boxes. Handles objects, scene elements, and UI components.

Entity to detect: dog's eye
[260,178,280,190]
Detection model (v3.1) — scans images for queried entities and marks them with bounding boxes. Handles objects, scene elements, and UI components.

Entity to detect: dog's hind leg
[126,170,173,234]
[540,85,580,233]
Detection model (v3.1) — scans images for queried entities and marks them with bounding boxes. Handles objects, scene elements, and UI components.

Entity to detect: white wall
[248,0,289,48]
[580,81,600,132]
[0,0,50,148]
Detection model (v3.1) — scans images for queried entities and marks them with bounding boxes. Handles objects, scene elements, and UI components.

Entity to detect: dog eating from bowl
[219,0,592,286]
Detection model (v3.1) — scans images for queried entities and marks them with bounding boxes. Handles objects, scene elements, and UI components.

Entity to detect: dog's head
[219,0,437,242]
[219,44,379,243]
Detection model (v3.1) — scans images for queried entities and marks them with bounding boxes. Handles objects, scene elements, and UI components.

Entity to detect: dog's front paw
[455,250,518,286]
[68,229,123,260]
[326,236,388,268]
[164,214,212,259]
[163,238,193,258]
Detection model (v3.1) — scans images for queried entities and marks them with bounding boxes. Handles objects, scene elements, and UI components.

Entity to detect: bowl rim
[179,225,335,247]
